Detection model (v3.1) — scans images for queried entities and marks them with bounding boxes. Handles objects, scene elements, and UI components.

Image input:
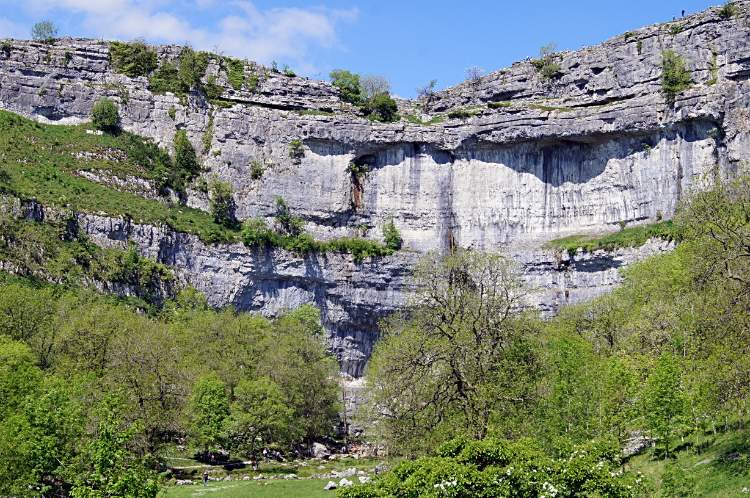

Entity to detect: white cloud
[0,0,357,72]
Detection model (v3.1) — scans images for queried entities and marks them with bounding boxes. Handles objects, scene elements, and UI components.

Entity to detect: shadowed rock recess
[2,2,750,376]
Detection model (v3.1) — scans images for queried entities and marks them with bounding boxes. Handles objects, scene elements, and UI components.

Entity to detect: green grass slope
[0,110,239,243]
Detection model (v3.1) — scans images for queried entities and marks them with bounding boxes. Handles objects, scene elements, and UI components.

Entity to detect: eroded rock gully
[1,2,749,375]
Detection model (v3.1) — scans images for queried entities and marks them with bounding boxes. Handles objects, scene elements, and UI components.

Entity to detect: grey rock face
[1,3,749,375]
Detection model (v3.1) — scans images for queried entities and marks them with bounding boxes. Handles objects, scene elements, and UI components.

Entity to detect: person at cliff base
[203,470,209,486]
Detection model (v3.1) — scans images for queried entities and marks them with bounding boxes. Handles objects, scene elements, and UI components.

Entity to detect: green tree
[371,93,398,122]
[173,130,200,186]
[329,69,362,106]
[274,196,305,237]
[30,21,58,43]
[70,393,160,498]
[225,378,292,464]
[365,250,541,455]
[0,381,81,498]
[91,99,119,131]
[661,50,691,101]
[259,304,341,443]
[381,215,402,250]
[644,351,686,459]
[109,39,157,77]
[189,375,230,451]
[209,177,235,226]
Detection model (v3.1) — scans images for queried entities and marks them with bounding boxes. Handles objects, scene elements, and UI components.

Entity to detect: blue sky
[0,0,720,97]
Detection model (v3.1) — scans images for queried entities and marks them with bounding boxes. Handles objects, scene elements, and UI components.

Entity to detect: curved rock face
[1,2,749,375]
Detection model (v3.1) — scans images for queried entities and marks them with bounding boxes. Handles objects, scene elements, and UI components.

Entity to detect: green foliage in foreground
[339,437,649,498]
[363,166,750,494]
[545,220,679,255]
[0,276,342,496]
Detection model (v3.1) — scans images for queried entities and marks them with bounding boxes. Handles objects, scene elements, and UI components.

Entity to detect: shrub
[249,159,263,180]
[532,42,563,80]
[91,98,118,130]
[661,50,691,101]
[329,69,363,106]
[209,177,235,226]
[488,101,511,109]
[167,107,176,120]
[109,39,157,77]
[372,94,398,122]
[30,21,58,43]
[282,64,296,77]
[173,130,200,183]
[64,50,72,65]
[347,161,370,179]
[447,109,473,119]
[177,44,209,90]
[202,114,213,153]
[0,39,11,53]
[227,58,245,90]
[718,1,740,18]
[288,139,304,158]
[464,65,484,83]
[202,75,224,102]
[148,61,181,95]
[382,215,402,250]
[274,196,304,237]
[415,79,437,98]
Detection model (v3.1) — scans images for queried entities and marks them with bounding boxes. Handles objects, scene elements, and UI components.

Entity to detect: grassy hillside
[0,110,239,243]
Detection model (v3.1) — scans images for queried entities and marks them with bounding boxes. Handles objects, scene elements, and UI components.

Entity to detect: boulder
[359,476,371,484]
[312,442,330,458]
[339,478,353,487]
[323,481,338,490]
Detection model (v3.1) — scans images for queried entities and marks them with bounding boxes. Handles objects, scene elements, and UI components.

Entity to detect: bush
[173,130,200,185]
[717,1,740,18]
[532,42,562,80]
[1,39,12,53]
[30,21,58,43]
[227,58,245,90]
[274,196,304,237]
[488,101,511,109]
[209,178,235,226]
[109,39,157,77]
[249,159,263,180]
[91,99,118,130]
[447,109,473,119]
[661,50,691,101]
[372,94,398,122]
[382,215,402,250]
[329,69,363,106]
[288,139,304,158]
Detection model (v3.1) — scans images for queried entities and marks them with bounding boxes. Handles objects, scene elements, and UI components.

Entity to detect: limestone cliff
[1,2,749,375]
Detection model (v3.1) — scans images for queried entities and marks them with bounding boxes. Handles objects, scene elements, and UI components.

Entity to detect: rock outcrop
[1,2,749,375]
